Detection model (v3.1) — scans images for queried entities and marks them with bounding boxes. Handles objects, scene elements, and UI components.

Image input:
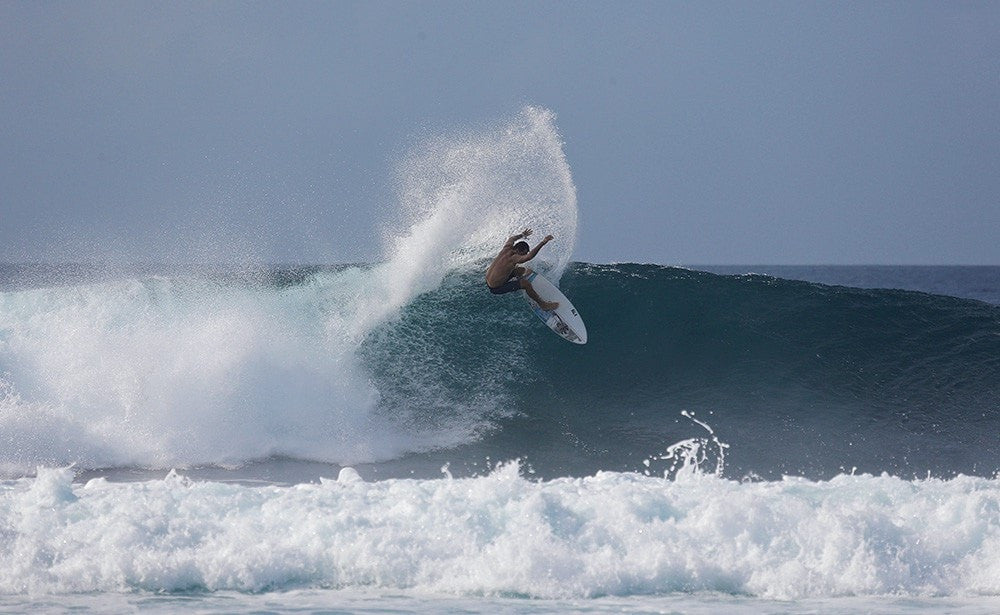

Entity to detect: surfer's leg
[520,279,559,311]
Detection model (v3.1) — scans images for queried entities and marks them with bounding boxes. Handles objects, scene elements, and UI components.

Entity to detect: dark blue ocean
[1,262,998,613]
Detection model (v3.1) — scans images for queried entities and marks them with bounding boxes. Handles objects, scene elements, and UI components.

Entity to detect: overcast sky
[2,1,998,265]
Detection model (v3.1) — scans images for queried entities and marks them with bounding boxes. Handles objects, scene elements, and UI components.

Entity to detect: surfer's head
[513,241,529,255]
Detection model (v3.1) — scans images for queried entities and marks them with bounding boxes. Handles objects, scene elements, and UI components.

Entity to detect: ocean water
[698,265,1000,307]
[2,108,999,613]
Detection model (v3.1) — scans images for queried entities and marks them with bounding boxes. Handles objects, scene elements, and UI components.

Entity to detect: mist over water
[387,105,577,280]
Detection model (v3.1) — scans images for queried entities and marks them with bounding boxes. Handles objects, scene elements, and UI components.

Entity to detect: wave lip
[3,466,999,599]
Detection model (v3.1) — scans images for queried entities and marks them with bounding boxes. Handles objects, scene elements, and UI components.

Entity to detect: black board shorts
[488,275,522,295]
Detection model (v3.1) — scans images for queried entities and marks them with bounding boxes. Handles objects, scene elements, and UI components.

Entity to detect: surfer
[486,228,559,311]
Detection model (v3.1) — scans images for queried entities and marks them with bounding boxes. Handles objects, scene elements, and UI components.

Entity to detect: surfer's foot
[540,300,559,311]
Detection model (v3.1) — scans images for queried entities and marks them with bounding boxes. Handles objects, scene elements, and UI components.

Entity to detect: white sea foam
[2,465,999,599]
[0,107,577,475]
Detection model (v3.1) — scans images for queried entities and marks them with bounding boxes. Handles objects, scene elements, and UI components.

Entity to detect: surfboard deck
[523,271,587,344]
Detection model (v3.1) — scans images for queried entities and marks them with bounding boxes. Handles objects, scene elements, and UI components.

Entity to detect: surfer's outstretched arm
[519,234,553,263]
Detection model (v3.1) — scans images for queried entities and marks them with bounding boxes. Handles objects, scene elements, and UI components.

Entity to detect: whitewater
[2,107,999,613]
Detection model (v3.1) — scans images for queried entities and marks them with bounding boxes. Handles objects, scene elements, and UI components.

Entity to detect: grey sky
[2,1,998,265]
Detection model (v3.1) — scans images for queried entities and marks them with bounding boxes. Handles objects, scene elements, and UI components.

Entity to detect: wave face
[364,263,1000,480]
[470,263,1000,480]
[2,263,997,480]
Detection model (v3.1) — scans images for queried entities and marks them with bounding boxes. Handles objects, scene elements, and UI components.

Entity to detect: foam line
[2,466,999,598]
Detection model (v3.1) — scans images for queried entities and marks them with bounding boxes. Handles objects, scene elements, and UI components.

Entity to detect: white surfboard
[523,271,587,344]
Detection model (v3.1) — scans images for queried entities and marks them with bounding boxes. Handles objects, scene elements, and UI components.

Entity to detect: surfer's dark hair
[513,241,529,254]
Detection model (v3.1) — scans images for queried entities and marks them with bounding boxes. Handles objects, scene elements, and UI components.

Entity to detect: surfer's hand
[544,235,553,242]
[522,228,533,238]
